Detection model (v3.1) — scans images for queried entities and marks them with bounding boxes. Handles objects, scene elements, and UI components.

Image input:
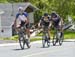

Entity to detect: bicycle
[18,25,30,49]
[52,28,64,46]
[42,26,50,48]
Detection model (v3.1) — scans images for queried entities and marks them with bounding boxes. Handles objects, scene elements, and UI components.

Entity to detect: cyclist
[14,7,31,48]
[38,13,52,43]
[51,12,63,42]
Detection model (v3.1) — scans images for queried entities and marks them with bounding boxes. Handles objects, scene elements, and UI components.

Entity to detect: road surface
[0,40,75,57]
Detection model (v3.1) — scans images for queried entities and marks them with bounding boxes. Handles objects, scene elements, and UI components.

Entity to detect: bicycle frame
[18,26,30,49]
[53,28,64,46]
[42,26,50,47]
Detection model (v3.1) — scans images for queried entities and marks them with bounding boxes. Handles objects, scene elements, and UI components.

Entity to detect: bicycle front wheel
[59,32,64,46]
[53,33,57,46]
[42,36,46,48]
[19,36,25,49]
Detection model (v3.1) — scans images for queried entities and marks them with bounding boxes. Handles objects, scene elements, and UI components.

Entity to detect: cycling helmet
[51,12,57,17]
[44,13,48,16]
[18,7,24,11]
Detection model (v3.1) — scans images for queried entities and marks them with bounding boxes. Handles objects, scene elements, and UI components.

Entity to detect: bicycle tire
[53,32,57,46]
[19,36,25,49]
[25,39,30,48]
[59,32,64,46]
[46,33,50,47]
[42,36,45,48]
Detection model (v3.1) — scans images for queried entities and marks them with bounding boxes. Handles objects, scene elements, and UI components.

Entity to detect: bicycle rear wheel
[19,36,25,49]
[25,38,30,48]
[59,32,64,46]
[53,33,57,46]
[42,36,46,48]
[47,40,50,47]
[46,33,50,47]
[23,34,30,48]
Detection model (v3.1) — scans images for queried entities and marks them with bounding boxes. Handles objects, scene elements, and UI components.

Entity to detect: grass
[0,35,42,42]
[30,38,42,42]
[37,30,75,39]
[0,30,75,42]
[64,30,75,39]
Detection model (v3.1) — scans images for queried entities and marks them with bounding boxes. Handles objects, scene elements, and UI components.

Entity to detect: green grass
[30,38,42,42]
[0,30,75,42]
[64,30,75,39]
[0,35,42,42]
[37,30,75,39]
[0,35,19,41]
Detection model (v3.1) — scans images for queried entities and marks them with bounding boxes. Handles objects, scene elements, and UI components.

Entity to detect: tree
[1,0,75,22]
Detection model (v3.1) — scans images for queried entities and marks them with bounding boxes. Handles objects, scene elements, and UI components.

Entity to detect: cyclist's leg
[47,30,50,42]
[25,24,31,47]
[48,28,51,39]
[59,26,63,38]
[26,24,30,37]
[42,27,45,40]
[54,27,59,42]
[56,25,63,42]
[16,24,21,34]
[16,21,24,34]
[46,26,51,43]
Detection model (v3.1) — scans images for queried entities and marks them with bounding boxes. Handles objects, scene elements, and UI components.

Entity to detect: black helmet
[51,12,57,17]
[44,13,48,16]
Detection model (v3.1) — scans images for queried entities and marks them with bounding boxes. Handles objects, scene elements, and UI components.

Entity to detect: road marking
[23,50,58,57]
[0,39,74,47]
[0,41,41,47]
[22,46,75,57]
[0,43,19,46]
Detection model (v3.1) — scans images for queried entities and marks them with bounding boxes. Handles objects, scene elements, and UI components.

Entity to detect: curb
[0,39,75,46]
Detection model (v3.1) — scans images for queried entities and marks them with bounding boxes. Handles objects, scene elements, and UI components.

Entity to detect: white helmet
[18,7,24,11]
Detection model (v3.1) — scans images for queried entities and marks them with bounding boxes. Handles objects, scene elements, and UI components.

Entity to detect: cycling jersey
[16,12,29,28]
[40,16,51,27]
[52,17,61,29]
[16,12,28,21]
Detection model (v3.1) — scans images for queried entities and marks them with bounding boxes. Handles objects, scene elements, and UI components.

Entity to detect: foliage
[37,30,75,39]
[0,0,75,22]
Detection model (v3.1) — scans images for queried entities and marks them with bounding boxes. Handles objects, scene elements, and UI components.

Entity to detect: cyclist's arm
[49,21,52,29]
[60,18,64,27]
[48,17,52,29]
[25,16,29,25]
[38,19,42,28]
[14,18,17,28]
[24,12,29,25]
[14,13,20,27]
[59,18,64,31]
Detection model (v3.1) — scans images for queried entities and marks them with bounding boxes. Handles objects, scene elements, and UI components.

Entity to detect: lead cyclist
[14,7,31,48]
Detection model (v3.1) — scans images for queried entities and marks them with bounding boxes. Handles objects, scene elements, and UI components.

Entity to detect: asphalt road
[0,41,75,57]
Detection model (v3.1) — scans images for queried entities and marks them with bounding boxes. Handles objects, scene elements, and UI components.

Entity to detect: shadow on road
[12,48,29,51]
[63,41,75,42]
[39,45,61,48]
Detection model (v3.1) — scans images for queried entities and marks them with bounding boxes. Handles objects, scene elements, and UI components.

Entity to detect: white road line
[0,43,19,46]
[0,39,75,47]
[22,46,74,57]
[0,41,41,47]
[22,50,56,57]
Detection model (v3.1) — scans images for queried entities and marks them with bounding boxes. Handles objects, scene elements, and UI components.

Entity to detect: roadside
[0,29,75,44]
[0,38,75,44]
[0,40,17,44]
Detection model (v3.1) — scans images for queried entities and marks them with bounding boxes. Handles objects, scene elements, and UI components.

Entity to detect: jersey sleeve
[16,13,20,19]
[48,15,51,21]
[23,12,28,17]
[41,16,44,21]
